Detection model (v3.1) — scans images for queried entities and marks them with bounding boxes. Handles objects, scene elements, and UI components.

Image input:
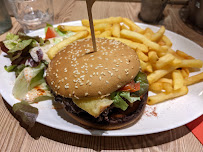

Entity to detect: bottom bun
[64,92,148,130]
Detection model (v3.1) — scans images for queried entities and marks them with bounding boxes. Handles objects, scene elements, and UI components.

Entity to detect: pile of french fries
[47,17,203,105]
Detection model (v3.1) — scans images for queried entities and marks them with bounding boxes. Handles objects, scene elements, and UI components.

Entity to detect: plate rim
[0,20,203,136]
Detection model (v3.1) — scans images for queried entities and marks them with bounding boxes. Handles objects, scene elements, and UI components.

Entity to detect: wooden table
[0,1,202,151]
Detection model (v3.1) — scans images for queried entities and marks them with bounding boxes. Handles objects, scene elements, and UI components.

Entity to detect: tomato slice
[45,27,57,40]
[119,81,140,92]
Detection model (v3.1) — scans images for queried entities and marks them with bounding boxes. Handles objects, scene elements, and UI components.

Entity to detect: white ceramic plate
[0,21,203,136]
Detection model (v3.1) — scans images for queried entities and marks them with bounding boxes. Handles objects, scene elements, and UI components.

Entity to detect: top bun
[46,38,140,99]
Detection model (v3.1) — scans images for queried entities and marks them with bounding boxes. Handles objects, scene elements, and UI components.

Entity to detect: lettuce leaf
[6,33,20,41]
[4,33,20,50]
[110,71,148,111]
[22,82,53,104]
[111,91,141,111]
[4,65,17,72]
[120,92,140,103]
[111,92,129,111]
[12,63,46,100]
[54,27,67,36]
[13,101,38,127]
[8,39,32,53]
[133,71,149,96]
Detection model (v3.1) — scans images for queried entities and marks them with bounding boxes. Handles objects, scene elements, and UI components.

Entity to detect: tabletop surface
[0,0,203,152]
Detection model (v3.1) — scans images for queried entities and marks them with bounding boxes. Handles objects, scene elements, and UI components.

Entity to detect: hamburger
[46,38,148,130]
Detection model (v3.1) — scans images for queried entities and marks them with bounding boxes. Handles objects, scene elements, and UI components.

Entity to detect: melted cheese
[72,97,113,118]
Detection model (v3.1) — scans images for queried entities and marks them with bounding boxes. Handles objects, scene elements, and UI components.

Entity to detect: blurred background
[0,0,202,42]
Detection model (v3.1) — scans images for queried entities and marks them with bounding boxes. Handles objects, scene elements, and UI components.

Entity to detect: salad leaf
[15,64,26,77]
[133,71,149,96]
[120,92,140,103]
[13,101,38,127]
[4,33,20,50]
[111,92,129,111]
[111,91,141,111]
[4,65,17,72]
[110,72,148,111]
[54,27,67,36]
[29,69,45,89]
[22,82,53,104]
[4,64,26,76]
[8,39,33,53]
[18,32,44,45]
[12,63,46,100]
[6,33,20,41]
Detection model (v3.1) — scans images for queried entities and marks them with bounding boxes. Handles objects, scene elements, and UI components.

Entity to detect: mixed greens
[0,24,75,127]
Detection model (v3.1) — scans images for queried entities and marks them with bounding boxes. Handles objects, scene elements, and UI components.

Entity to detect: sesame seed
[86,80,89,84]
[65,83,69,89]
[64,68,67,72]
[74,95,79,99]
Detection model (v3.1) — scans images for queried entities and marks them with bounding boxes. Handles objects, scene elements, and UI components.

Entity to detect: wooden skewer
[86,0,97,52]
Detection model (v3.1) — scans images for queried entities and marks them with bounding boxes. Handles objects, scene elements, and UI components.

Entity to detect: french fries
[121,29,167,54]
[99,30,112,37]
[151,26,165,42]
[184,72,203,86]
[47,31,89,59]
[49,17,203,105]
[147,86,188,105]
[81,17,123,26]
[112,23,120,38]
[155,53,175,69]
[162,35,172,47]
[57,25,87,32]
[122,17,144,33]
[93,23,111,32]
[172,70,184,90]
[176,50,195,59]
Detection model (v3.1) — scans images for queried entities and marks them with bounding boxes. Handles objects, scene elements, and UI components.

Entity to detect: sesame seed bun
[46,38,140,98]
